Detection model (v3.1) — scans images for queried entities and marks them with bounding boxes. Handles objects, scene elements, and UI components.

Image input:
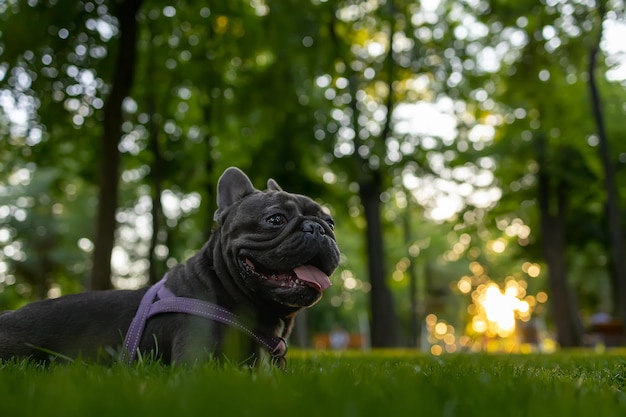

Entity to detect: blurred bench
[312,333,366,350]
[586,321,624,347]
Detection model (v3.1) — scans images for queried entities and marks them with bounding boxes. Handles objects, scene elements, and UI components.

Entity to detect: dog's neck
[122,275,288,367]
[165,236,298,340]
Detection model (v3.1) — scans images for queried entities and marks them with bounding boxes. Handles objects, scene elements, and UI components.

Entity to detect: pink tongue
[293,265,332,291]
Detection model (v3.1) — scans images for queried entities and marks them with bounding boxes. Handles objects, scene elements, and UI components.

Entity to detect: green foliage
[1,351,626,416]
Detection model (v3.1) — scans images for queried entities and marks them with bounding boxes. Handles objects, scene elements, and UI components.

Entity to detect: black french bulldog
[0,167,340,365]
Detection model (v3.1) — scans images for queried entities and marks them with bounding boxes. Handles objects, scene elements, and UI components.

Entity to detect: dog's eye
[266,214,288,226]
[325,218,335,231]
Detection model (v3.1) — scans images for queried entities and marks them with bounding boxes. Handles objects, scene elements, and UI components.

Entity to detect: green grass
[1,350,626,416]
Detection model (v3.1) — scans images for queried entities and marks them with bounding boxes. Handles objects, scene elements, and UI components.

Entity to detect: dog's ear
[267,178,283,192]
[214,167,257,223]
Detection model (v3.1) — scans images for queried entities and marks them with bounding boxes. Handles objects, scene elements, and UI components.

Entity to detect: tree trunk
[588,3,626,328]
[337,5,400,347]
[147,110,163,285]
[403,196,419,347]
[146,18,164,285]
[536,137,584,347]
[203,104,216,241]
[90,0,143,290]
[360,171,400,347]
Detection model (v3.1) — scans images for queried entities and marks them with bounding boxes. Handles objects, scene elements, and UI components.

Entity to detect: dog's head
[213,167,340,310]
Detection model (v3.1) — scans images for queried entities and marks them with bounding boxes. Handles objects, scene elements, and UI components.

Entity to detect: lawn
[1,350,625,417]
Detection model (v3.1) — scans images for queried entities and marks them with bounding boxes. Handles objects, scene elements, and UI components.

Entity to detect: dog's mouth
[241,258,332,292]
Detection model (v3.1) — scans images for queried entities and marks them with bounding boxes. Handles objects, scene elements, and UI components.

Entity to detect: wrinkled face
[220,191,340,309]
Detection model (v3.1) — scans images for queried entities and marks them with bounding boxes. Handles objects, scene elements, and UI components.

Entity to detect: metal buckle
[270,337,288,369]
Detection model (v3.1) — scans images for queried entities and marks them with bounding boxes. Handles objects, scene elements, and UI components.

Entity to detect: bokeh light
[425,259,553,355]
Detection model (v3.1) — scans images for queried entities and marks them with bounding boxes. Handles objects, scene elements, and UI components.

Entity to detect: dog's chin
[239,257,325,308]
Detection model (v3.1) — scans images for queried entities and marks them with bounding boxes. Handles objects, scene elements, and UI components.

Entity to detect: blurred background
[1,0,625,354]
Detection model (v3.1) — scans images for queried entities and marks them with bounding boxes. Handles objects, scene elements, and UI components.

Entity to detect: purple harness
[121,275,288,367]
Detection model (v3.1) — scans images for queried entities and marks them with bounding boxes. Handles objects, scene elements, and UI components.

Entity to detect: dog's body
[0,167,340,365]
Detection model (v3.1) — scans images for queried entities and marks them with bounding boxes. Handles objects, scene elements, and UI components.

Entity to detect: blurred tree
[473,0,626,345]
[91,0,143,290]
[587,1,626,328]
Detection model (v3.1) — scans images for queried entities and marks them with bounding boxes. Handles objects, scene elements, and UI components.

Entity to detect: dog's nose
[302,220,326,238]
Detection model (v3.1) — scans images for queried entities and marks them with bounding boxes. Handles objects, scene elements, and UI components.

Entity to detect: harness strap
[121,275,288,367]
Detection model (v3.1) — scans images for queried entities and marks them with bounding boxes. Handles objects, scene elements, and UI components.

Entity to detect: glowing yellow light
[476,284,520,337]
[457,277,472,294]
[504,285,518,298]
[467,304,477,315]
[536,292,548,303]
[453,242,465,254]
[392,270,404,282]
[518,225,530,239]
[468,247,480,259]
[396,257,410,272]
[431,345,443,356]
[472,317,487,333]
[440,262,544,353]
[519,343,533,354]
[426,314,437,327]
[491,239,506,253]
[445,344,457,353]
[343,277,357,289]
[518,300,530,314]
[505,225,517,237]
[435,322,448,336]
[497,326,514,338]
[215,16,229,33]
[527,264,541,278]
[469,262,484,276]
[445,251,460,261]
[542,338,557,353]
